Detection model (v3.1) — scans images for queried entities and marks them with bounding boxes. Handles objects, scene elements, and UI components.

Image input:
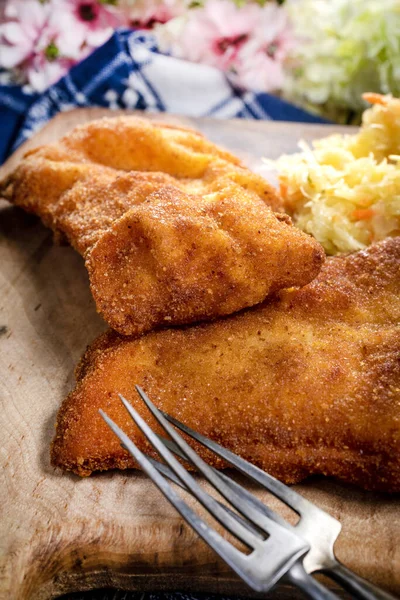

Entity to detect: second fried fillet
[0,116,324,335]
[51,238,400,492]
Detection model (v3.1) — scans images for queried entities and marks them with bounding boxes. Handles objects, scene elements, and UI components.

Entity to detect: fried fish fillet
[0,116,324,336]
[51,238,400,492]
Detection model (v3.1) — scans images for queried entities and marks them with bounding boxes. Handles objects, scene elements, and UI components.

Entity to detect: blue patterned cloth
[0,28,326,165]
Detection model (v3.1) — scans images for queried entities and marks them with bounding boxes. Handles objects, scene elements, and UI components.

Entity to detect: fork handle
[323,561,397,600]
[286,561,341,600]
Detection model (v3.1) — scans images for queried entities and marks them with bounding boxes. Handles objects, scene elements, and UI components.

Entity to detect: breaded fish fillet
[0,116,324,336]
[51,238,400,492]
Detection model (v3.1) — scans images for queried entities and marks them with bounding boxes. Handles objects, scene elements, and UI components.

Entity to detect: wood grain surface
[0,109,399,600]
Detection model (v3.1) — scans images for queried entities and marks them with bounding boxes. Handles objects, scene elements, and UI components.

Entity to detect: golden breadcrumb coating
[51,238,400,492]
[0,116,324,336]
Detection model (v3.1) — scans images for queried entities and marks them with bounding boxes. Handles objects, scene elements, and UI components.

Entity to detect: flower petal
[0,42,29,68]
[1,22,26,45]
[86,27,114,48]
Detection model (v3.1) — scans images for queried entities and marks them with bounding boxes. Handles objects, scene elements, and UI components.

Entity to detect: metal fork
[100,386,397,600]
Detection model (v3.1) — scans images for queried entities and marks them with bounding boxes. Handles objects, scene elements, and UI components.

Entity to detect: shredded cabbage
[274,94,400,254]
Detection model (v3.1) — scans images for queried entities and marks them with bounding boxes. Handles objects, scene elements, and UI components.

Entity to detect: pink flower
[173,0,260,71]
[27,53,74,93]
[235,3,294,91]
[55,0,125,49]
[0,0,126,92]
[0,0,50,69]
[236,48,285,91]
[0,0,77,91]
[157,0,295,93]
[119,0,184,29]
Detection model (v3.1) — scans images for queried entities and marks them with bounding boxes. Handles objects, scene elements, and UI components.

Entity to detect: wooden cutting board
[0,109,399,600]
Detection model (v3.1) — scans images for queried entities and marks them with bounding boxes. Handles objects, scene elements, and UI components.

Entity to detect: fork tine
[134,386,304,542]
[157,405,347,587]
[146,454,185,488]
[136,441,259,535]
[157,433,287,529]
[122,438,186,484]
[217,471,289,528]
[161,408,314,515]
[145,451,264,539]
[136,433,390,600]
[99,411,257,588]
[101,405,310,594]
[157,434,188,462]
[117,395,263,550]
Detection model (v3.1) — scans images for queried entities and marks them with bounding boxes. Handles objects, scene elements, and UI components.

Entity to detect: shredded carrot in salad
[271,94,400,255]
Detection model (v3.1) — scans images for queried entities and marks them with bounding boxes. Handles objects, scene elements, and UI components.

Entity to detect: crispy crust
[0,116,325,336]
[51,238,400,492]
